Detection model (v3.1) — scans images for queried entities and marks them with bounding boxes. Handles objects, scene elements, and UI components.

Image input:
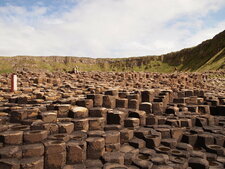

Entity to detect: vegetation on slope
[0,57,13,73]
[109,30,225,72]
[0,30,224,73]
[163,30,225,71]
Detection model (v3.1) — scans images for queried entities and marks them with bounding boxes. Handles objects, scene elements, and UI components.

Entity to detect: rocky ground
[0,70,225,169]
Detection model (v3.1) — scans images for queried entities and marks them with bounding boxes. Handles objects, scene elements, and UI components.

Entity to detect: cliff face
[0,56,99,73]
[0,30,225,73]
[162,30,225,71]
[106,30,225,72]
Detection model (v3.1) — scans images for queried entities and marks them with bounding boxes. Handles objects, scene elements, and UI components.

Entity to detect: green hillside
[0,30,224,73]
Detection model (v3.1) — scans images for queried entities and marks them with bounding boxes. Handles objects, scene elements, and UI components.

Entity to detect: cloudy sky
[0,0,225,58]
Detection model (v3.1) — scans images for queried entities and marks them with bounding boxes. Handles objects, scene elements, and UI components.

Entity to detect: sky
[0,0,225,58]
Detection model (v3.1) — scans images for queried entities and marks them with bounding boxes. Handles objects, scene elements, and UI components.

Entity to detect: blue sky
[0,0,77,9]
[0,0,225,57]
[0,0,78,15]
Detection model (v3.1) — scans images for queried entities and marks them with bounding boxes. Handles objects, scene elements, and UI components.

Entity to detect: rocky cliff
[0,30,224,73]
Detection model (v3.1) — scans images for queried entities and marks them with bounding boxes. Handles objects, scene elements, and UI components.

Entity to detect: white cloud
[0,0,225,57]
[186,21,225,46]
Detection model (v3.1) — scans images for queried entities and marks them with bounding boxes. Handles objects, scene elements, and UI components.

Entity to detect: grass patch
[197,48,225,72]
[0,58,13,74]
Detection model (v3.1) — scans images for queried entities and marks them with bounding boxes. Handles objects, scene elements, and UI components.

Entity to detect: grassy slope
[0,57,13,73]
[0,30,224,73]
[197,47,225,71]
[162,30,225,72]
[99,30,225,72]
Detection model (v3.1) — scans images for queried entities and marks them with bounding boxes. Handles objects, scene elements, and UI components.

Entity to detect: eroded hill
[0,30,225,73]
